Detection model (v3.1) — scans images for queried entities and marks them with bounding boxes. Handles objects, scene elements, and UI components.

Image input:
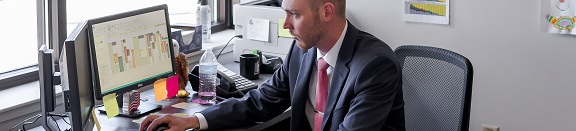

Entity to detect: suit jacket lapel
[292,47,316,131]
[322,21,358,130]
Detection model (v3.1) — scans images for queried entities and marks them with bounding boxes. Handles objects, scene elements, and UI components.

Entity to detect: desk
[31,52,290,131]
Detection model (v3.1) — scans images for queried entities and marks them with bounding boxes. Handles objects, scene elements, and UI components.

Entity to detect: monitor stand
[97,91,162,118]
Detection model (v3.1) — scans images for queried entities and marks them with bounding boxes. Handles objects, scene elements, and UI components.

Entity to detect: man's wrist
[186,116,201,129]
[194,113,209,130]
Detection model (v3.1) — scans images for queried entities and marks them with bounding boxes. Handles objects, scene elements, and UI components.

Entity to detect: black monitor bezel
[87,4,176,100]
[61,20,96,131]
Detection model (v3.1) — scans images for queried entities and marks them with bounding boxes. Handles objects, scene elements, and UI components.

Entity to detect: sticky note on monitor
[103,93,119,118]
[278,19,293,38]
[154,78,168,102]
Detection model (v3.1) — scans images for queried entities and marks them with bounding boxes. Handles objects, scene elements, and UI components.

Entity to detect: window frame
[0,0,234,90]
[212,0,235,32]
[0,66,39,90]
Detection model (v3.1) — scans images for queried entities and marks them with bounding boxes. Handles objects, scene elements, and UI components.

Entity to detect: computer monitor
[58,21,95,131]
[39,43,59,131]
[87,4,176,117]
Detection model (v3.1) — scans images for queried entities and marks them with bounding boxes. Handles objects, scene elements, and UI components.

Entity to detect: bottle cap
[200,0,208,5]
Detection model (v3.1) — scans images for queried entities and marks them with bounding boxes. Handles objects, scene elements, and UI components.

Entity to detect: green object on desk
[252,49,260,55]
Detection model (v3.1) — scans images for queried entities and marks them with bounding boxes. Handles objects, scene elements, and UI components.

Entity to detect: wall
[347,0,576,130]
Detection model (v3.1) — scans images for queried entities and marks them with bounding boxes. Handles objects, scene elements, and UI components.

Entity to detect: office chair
[394,45,473,131]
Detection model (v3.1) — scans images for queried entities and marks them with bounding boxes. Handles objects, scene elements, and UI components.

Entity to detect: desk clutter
[189,63,259,99]
[30,3,273,131]
[100,62,261,119]
[175,52,191,97]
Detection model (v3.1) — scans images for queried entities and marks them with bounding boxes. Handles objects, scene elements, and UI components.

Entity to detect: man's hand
[139,114,200,131]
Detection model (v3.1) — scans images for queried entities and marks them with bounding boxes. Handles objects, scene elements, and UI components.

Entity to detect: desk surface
[31,52,289,131]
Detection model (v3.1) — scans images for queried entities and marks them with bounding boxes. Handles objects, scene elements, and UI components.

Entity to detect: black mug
[240,54,260,80]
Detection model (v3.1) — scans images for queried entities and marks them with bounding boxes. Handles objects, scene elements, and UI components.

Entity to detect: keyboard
[216,63,258,94]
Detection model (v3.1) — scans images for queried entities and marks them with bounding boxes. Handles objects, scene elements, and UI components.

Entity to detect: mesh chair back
[394,45,473,131]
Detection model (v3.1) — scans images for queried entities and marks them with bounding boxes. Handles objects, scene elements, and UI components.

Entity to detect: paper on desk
[103,93,119,118]
[173,113,190,117]
[171,102,200,109]
[278,19,292,38]
[154,78,168,102]
[247,18,270,42]
[131,112,189,124]
[91,109,101,131]
[166,75,179,98]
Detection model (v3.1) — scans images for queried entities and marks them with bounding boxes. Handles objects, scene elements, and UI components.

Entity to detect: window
[0,0,233,90]
[0,0,39,89]
[67,0,191,34]
[67,0,231,35]
[0,0,37,73]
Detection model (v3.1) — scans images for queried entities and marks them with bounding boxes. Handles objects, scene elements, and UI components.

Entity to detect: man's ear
[320,3,335,22]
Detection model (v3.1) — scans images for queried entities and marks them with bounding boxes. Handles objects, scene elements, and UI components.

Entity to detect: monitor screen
[60,20,95,131]
[88,4,176,99]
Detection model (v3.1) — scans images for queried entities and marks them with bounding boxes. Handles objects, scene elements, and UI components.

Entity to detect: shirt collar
[317,22,348,67]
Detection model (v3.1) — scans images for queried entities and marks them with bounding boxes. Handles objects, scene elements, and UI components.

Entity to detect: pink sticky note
[166,75,179,98]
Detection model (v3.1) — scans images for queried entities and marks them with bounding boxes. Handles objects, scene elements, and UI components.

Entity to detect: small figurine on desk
[175,52,190,97]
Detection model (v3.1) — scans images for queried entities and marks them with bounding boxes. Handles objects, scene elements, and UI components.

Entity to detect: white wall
[347,0,576,130]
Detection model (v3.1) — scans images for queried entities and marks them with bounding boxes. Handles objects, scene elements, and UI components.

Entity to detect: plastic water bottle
[198,48,218,104]
[197,0,211,42]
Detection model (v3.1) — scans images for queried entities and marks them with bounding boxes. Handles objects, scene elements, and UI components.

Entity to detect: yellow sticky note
[103,93,119,119]
[154,78,168,102]
[91,109,101,131]
[278,19,293,38]
[173,113,189,117]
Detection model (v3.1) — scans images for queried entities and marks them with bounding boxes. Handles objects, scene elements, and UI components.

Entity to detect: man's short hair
[309,0,346,18]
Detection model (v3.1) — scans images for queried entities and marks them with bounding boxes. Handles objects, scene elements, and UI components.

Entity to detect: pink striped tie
[314,58,329,131]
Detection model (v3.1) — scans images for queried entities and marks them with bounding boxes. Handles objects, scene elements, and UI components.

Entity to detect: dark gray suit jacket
[200,22,405,131]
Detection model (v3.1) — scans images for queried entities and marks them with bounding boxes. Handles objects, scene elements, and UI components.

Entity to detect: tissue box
[171,28,184,52]
[173,26,202,54]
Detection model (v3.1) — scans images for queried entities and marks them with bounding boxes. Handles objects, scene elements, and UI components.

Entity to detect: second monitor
[59,21,96,131]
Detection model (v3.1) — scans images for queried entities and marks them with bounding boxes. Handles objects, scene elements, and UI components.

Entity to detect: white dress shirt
[305,22,347,129]
[194,22,348,130]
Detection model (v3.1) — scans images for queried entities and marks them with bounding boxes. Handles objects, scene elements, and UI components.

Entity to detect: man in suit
[141,0,405,130]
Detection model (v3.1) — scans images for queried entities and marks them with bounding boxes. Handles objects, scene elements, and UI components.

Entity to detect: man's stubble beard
[297,14,326,50]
